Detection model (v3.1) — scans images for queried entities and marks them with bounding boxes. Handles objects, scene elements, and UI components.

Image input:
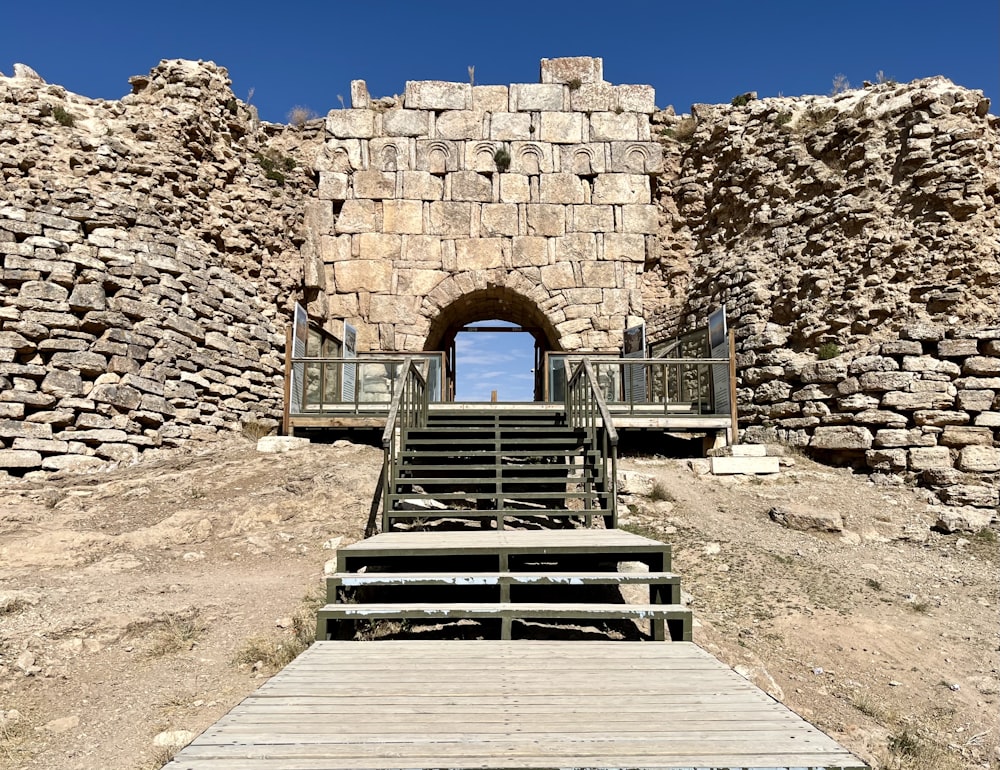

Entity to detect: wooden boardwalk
[165,640,866,770]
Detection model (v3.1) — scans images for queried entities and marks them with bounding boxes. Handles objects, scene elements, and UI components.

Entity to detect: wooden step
[326,571,681,603]
[316,602,692,642]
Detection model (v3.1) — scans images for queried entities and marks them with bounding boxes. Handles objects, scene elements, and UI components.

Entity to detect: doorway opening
[423,288,561,401]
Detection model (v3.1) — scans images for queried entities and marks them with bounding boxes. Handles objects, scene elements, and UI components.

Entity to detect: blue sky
[5,1,997,401]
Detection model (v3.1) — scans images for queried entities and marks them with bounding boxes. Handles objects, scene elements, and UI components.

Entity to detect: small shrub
[241,421,273,441]
[189,487,206,500]
[52,105,75,127]
[467,65,475,86]
[888,729,921,757]
[865,577,883,591]
[614,105,625,115]
[731,93,754,107]
[567,77,582,91]
[649,481,674,502]
[493,147,511,173]
[774,111,792,126]
[664,116,697,143]
[224,97,238,115]
[816,342,840,360]
[233,635,307,672]
[0,597,29,615]
[973,527,997,544]
[255,149,297,185]
[287,106,315,127]
[147,617,206,657]
[910,600,931,614]
[875,70,897,86]
[831,73,851,95]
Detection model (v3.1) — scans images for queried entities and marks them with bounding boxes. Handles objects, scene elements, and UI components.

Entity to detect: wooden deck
[165,640,867,770]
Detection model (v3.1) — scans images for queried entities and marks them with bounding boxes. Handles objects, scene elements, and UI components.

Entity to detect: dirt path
[0,438,997,769]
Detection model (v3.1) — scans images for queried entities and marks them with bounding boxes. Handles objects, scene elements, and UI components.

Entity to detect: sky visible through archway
[455,321,536,402]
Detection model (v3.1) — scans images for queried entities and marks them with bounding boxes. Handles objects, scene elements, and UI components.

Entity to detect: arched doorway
[424,288,562,401]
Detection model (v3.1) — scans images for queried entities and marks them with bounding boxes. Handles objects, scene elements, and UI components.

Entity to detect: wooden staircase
[384,407,616,531]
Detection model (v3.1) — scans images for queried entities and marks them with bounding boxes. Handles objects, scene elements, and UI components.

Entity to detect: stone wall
[302,57,661,352]
[0,60,317,474]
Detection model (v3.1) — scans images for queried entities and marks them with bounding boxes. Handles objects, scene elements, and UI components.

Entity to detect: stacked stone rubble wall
[0,60,317,474]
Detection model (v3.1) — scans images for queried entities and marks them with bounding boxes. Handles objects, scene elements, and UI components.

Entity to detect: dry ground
[0,436,997,769]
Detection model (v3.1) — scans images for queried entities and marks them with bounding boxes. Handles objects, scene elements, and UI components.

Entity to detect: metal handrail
[566,358,618,527]
[380,359,428,533]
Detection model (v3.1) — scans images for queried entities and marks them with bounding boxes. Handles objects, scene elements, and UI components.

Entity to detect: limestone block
[0,419,53,440]
[326,292,359,318]
[609,142,664,174]
[429,202,472,236]
[383,109,430,137]
[353,170,397,200]
[499,174,530,203]
[540,112,584,144]
[67,284,106,312]
[614,84,656,114]
[858,370,914,391]
[382,200,424,234]
[854,409,908,427]
[714,456,781,475]
[481,204,519,237]
[590,112,640,141]
[902,356,961,376]
[570,82,615,112]
[963,356,1000,376]
[350,80,370,109]
[555,233,597,262]
[975,412,1000,427]
[456,239,504,270]
[357,233,402,261]
[0,450,42,469]
[569,205,614,233]
[509,142,555,174]
[318,172,349,201]
[405,81,471,110]
[957,445,1000,472]
[257,436,310,453]
[396,268,446,296]
[939,485,999,508]
[913,410,969,426]
[937,339,980,357]
[465,141,503,172]
[580,262,616,287]
[20,281,68,302]
[881,340,923,356]
[369,294,418,324]
[603,233,646,262]
[908,446,953,470]
[541,57,603,85]
[935,507,994,534]
[865,448,908,472]
[369,138,413,172]
[810,426,873,450]
[540,262,576,290]
[511,236,549,267]
[621,205,659,234]
[322,139,363,173]
[472,85,509,113]
[401,171,443,201]
[326,109,375,139]
[540,173,586,204]
[335,261,392,293]
[448,171,493,202]
[882,391,954,410]
[563,288,603,305]
[511,83,565,112]
[402,235,443,266]
[335,200,376,234]
[415,140,462,174]
[526,205,565,237]
[940,425,995,447]
[592,174,650,205]
[320,235,352,263]
[557,144,607,175]
[558,318,592,336]
[433,110,480,140]
[768,504,843,531]
[489,112,532,141]
[602,289,630,314]
[956,389,995,411]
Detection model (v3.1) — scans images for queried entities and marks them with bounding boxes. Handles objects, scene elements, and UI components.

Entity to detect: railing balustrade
[566,358,619,527]
[381,359,429,533]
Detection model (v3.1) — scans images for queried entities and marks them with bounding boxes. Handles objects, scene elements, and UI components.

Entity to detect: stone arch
[380,144,400,172]
[624,144,651,173]
[515,144,543,175]
[571,147,595,175]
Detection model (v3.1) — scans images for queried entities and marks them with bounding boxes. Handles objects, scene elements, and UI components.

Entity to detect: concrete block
[511,83,565,111]
[730,444,768,457]
[405,81,471,110]
[541,57,603,85]
[540,112,584,144]
[712,456,780,475]
[326,110,375,139]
